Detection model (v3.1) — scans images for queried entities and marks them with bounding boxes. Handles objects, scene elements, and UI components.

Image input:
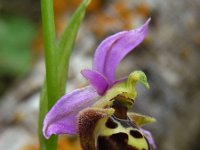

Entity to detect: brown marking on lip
[130,130,144,139]
[97,132,140,150]
[105,117,118,129]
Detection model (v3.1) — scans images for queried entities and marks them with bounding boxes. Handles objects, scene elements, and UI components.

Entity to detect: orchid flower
[43,19,156,150]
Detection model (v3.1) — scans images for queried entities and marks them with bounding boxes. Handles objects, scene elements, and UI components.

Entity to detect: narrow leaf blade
[57,0,91,93]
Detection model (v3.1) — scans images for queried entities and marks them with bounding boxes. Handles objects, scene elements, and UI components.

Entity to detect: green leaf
[57,0,91,93]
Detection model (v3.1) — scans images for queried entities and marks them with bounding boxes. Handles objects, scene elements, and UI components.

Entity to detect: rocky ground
[0,0,200,150]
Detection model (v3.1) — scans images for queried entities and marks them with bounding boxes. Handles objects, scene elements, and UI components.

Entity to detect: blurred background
[0,0,200,150]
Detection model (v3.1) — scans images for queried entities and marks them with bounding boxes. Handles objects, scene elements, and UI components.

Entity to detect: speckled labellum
[78,105,151,150]
[78,73,155,150]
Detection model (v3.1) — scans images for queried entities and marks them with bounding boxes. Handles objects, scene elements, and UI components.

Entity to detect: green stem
[39,82,57,150]
[41,0,59,106]
[40,0,58,149]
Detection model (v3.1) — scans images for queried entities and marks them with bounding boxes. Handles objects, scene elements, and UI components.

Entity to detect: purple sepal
[93,19,150,82]
[43,86,99,139]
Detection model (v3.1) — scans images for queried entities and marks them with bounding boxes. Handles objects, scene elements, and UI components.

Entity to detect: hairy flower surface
[43,19,156,149]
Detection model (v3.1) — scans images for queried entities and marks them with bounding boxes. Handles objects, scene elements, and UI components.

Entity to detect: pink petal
[81,69,110,95]
[93,19,150,82]
[43,86,100,139]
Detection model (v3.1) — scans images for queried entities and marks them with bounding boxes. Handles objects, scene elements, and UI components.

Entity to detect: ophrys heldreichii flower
[43,19,156,150]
